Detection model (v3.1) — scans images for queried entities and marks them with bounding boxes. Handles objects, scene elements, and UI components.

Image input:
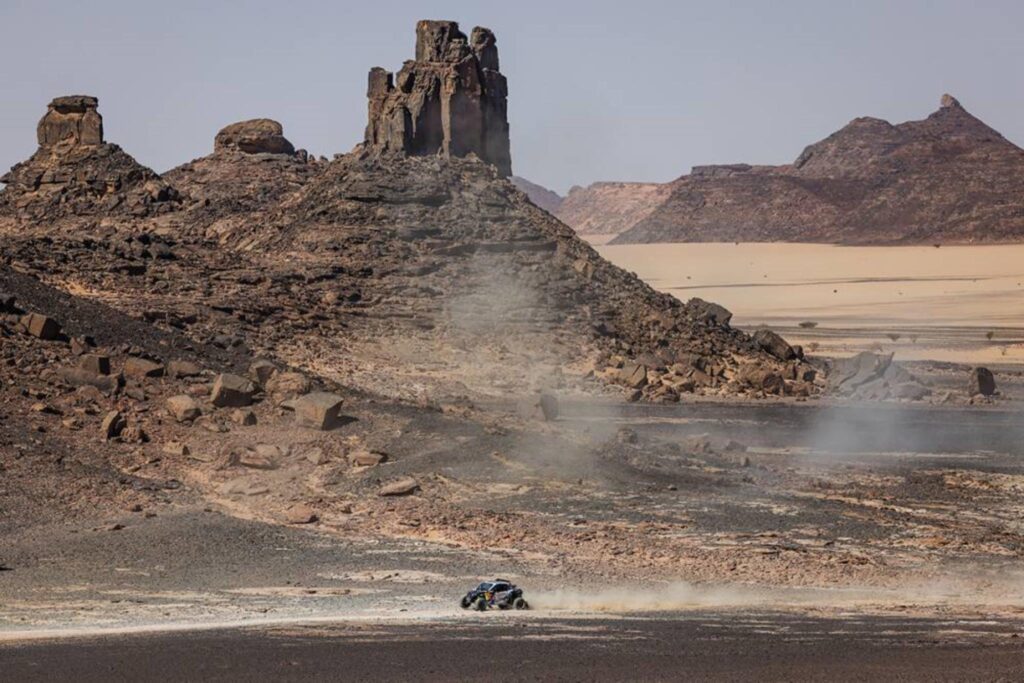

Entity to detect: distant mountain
[613,95,1024,245]
[556,182,670,237]
[510,176,563,213]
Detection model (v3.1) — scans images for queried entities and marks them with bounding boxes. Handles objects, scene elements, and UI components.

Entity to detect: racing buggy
[460,579,530,611]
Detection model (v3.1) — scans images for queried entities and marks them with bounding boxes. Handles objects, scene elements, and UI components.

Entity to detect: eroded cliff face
[364,20,512,177]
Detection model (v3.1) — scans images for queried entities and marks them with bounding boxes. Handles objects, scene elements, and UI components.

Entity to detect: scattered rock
[101,410,125,439]
[124,356,164,379]
[266,371,312,403]
[166,395,201,422]
[293,392,345,430]
[349,450,388,467]
[249,359,278,386]
[211,373,256,407]
[284,503,318,524]
[22,313,61,340]
[163,442,190,456]
[379,476,420,497]
[753,329,796,361]
[57,367,122,395]
[231,409,257,426]
[77,354,111,376]
[167,360,203,379]
[538,393,559,421]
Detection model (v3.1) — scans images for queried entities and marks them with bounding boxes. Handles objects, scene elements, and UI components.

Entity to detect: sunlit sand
[596,242,1024,364]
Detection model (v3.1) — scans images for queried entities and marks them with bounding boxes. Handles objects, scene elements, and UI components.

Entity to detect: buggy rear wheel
[513,597,529,610]
[474,597,488,611]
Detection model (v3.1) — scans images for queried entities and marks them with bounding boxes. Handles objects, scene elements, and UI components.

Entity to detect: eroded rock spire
[364,20,512,176]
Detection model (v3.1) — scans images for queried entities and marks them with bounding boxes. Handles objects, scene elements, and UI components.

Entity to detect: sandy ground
[595,242,1024,364]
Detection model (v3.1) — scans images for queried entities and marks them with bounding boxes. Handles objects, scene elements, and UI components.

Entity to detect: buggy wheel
[460,596,471,609]
[474,597,488,611]
[513,597,529,610]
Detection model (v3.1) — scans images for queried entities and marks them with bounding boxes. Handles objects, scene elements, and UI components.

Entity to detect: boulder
[214,119,295,155]
[284,504,318,525]
[349,450,388,467]
[166,395,202,422]
[539,393,559,421]
[249,359,279,386]
[167,360,203,379]
[266,371,312,403]
[619,362,648,389]
[124,356,164,379]
[57,367,122,395]
[294,392,345,430]
[969,367,996,396]
[686,298,733,326]
[211,373,256,407]
[753,329,796,361]
[379,476,420,497]
[101,410,125,439]
[77,354,111,376]
[22,313,61,340]
[231,409,257,426]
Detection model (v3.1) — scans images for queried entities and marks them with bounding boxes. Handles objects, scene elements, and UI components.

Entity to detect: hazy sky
[2,0,1023,193]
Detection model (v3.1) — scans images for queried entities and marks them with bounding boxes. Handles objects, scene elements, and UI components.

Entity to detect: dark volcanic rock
[364,20,512,177]
[164,119,322,235]
[613,95,1024,245]
[0,96,179,223]
[969,367,996,396]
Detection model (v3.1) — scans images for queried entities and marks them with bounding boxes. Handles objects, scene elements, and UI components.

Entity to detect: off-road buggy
[460,579,529,611]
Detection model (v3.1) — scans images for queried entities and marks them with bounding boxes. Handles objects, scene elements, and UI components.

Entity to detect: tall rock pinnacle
[364,19,512,176]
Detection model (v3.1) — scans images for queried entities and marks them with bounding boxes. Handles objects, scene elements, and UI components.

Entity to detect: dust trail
[532,574,1024,613]
[532,582,774,612]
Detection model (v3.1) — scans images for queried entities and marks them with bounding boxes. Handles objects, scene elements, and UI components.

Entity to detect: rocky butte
[364,19,512,177]
[610,95,1024,245]
[0,96,177,223]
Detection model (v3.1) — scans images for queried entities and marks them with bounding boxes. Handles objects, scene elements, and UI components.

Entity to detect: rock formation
[510,176,563,214]
[557,182,671,237]
[0,95,178,223]
[612,95,1024,245]
[364,20,512,177]
[36,95,104,148]
[214,119,295,155]
[164,119,321,237]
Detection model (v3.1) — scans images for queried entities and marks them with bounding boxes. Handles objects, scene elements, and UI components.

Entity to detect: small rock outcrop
[36,95,104,148]
[0,96,179,223]
[214,119,295,155]
[364,20,512,176]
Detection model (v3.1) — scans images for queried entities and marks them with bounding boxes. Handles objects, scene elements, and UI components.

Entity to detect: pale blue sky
[1,0,1022,193]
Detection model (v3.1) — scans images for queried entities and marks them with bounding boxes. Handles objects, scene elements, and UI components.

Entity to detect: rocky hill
[0,21,815,412]
[558,181,671,237]
[613,95,1024,245]
[0,96,179,225]
[510,176,563,213]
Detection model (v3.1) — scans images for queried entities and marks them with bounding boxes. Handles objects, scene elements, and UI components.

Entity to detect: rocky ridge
[613,95,1024,244]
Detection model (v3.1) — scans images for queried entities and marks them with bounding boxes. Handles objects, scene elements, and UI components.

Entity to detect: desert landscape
[3,11,1024,683]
